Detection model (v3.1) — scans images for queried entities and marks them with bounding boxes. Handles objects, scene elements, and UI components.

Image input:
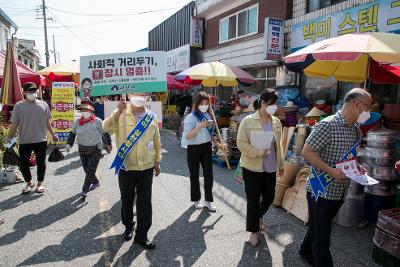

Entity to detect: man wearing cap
[6,82,58,194]
[103,94,161,250]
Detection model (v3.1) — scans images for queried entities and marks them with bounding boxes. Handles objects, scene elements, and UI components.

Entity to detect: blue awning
[0,8,18,29]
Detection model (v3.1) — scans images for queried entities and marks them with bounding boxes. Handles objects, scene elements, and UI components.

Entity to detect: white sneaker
[204,201,216,212]
[194,201,203,210]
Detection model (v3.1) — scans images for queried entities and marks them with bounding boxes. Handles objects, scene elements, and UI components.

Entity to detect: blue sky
[1,0,192,65]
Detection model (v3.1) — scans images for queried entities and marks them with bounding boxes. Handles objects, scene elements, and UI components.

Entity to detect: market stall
[0,50,41,87]
[38,61,80,104]
[175,61,257,169]
[282,32,400,263]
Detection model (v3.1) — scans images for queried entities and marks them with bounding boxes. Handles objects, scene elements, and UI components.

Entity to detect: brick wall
[204,0,293,49]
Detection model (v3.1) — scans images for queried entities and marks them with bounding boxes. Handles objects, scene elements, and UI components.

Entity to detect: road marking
[97,156,122,267]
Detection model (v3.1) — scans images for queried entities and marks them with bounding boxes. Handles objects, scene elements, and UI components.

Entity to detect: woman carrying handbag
[66,99,111,199]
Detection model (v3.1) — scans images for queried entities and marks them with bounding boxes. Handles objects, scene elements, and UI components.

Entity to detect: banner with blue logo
[192,111,214,136]
[110,111,154,175]
[309,139,361,201]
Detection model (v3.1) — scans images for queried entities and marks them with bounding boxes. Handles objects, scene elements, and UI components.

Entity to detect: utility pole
[42,0,50,66]
[52,35,57,64]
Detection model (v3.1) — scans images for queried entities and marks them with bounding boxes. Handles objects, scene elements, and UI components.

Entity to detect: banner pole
[122,94,127,140]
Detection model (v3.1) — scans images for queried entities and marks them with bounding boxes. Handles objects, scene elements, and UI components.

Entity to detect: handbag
[48,146,64,162]
[234,160,244,186]
[78,145,97,156]
[2,147,19,166]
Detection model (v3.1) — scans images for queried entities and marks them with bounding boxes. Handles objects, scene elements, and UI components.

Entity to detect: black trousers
[118,168,154,241]
[187,142,213,202]
[18,142,47,183]
[79,147,101,192]
[243,168,276,233]
[300,192,343,267]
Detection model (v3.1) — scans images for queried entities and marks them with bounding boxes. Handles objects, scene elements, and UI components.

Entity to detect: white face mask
[26,93,37,101]
[266,104,278,115]
[199,105,209,113]
[130,96,146,107]
[357,110,370,124]
[81,112,92,119]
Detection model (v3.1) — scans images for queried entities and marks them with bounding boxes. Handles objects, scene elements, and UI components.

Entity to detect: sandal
[22,182,35,194]
[36,184,45,193]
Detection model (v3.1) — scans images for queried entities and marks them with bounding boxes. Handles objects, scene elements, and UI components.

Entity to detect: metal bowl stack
[362,129,399,197]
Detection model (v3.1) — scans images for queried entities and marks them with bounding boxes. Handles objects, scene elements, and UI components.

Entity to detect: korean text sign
[264,18,284,60]
[80,51,167,97]
[51,82,75,144]
[291,0,400,52]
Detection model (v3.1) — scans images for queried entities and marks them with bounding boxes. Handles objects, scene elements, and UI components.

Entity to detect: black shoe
[123,229,133,241]
[133,238,156,250]
[299,248,314,266]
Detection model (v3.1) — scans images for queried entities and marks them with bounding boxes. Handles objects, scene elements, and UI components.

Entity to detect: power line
[46,9,98,53]
[18,18,117,29]
[18,5,181,29]
[47,6,178,17]
[0,6,36,11]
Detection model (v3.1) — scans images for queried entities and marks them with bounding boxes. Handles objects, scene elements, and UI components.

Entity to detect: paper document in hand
[250,131,273,150]
[5,137,17,148]
[336,159,379,186]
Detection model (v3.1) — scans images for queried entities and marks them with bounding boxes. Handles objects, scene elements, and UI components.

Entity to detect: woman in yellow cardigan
[237,88,284,247]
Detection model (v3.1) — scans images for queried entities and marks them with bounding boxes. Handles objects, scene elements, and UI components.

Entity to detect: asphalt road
[0,130,379,267]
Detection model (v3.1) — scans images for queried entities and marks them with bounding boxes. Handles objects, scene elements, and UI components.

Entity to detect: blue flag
[192,111,214,136]
[110,111,154,175]
[309,139,361,201]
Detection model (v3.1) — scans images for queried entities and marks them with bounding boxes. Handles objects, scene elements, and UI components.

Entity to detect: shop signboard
[291,0,400,52]
[190,16,204,48]
[165,44,191,73]
[80,51,167,97]
[264,18,284,60]
[51,82,75,144]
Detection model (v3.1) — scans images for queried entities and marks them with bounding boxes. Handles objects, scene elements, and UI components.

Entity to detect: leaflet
[336,159,379,186]
[250,131,273,150]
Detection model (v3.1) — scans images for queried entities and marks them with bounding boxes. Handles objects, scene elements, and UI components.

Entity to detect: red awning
[369,60,400,84]
[382,64,400,78]
[167,74,191,90]
[0,51,41,86]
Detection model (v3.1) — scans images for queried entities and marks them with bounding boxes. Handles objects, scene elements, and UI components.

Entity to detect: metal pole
[52,35,57,64]
[42,0,50,67]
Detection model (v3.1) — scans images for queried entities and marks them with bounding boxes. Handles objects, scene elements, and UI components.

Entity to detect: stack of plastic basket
[372,208,400,266]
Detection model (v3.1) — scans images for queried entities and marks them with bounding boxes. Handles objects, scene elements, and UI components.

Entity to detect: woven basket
[273,182,291,207]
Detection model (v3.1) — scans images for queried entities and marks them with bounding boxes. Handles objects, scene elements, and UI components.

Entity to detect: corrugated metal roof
[0,8,18,29]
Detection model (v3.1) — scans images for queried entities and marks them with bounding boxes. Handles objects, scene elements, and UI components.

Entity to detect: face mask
[81,112,92,119]
[357,110,370,124]
[266,104,278,115]
[26,93,37,101]
[199,105,209,113]
[130,96,146,107]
